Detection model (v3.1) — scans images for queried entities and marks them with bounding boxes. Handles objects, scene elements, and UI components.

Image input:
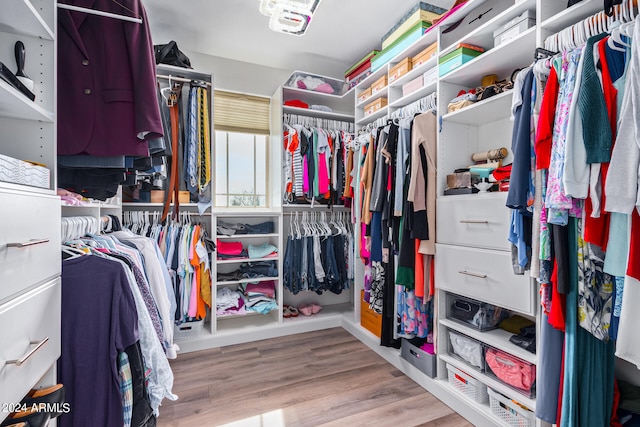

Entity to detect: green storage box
[438,47,483,77]
[372,21,431,72]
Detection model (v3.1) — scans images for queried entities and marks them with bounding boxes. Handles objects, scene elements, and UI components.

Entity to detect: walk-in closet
[2,0,640,426]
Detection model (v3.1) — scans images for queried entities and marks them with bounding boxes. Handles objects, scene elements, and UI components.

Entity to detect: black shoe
[21,384,66,418]
[1,408,48,427]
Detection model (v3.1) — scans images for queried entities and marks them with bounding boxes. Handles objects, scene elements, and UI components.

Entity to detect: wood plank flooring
[157,328,473,427]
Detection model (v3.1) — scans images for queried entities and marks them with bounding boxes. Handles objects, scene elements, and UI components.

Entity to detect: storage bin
[358,86,372,103]
[0,154,50,189]
[438,48,483,77]
[372,21,431,71]
[364,97,388,116]
[360,290,382,337]
[422,67,438,86]
[488,387,536,427]
[493,10,536,47]
[389,57,413,83]
[371,75,388,95]
[446,363,489,403]
[402,75,423,97]
[485,345,536,398]
[448,330,485,372]
[447,293,508,331]
[401,338,437,378]
[412,41,438,67]
[345,50,379,80]
[284,71,346,95]
[381,2,445,49]
[174,319,204,340]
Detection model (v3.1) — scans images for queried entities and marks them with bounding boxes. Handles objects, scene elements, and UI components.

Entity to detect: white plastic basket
[446,363,489,403]
[488,387,535,427]
[174,319,204,341]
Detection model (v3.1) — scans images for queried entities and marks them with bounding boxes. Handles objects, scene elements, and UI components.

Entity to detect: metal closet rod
[156,74,212,86]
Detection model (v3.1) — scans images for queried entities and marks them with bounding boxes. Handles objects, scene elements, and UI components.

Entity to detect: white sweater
[606,17,640,214]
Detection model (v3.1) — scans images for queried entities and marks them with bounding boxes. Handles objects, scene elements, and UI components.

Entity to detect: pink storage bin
[402,75,424,97]
[485,346,536,397]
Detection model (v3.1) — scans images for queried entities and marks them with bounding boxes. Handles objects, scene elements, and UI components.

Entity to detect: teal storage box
[372,21,431,72]
[438,47,483,77]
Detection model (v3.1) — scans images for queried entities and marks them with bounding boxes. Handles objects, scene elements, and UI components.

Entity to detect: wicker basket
[487,387,535,427]
[446,363,488,403]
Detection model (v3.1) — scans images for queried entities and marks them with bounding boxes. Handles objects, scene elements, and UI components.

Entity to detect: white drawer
[0,190,60,303]
[0,279,61,407]
[437,194,511,251]
[435,244,534,315]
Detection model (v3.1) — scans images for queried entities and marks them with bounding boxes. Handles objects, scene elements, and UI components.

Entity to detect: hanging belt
[162,90,182,223]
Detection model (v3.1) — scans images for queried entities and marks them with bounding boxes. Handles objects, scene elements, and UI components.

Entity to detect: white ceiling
[145,0,454,78]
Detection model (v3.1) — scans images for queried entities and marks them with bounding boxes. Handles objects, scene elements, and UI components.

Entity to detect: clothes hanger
[57,1,143,24]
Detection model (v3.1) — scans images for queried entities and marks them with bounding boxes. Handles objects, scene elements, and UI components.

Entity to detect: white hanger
[57,2,142,24]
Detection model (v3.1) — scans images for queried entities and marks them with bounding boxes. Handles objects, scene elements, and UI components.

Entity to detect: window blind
[214,90,271,135]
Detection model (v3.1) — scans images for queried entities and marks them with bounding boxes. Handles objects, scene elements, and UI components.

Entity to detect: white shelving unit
[0,1,60,423]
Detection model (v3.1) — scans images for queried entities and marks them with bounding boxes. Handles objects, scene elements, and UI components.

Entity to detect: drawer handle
[459,220,489,224]
[458,270,488,279]
[7,238,50,248]
[6,337,49,366]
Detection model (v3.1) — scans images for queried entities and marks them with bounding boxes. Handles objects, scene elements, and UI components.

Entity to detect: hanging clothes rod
[57,3,143,24]
[156,74,212,86]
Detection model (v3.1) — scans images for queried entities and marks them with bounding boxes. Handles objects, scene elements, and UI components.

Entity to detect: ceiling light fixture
[259,0,321,36]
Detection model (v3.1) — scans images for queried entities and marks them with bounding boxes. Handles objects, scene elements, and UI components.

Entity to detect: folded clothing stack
[216,220,274,236]
[216,287,246,316]
[217,241,278,260]
[239,281,277,314]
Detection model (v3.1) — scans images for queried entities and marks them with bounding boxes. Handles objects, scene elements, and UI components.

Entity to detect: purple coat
[57,0,163,156]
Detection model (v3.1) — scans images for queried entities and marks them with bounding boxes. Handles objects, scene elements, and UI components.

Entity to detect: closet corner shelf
[216,233,279,240]
[217,309,278,321]
[389,59,437,89]
[388,81,437,108]
[0,80,54,123]
[441,90,513,125]
[439,26,536,88]
[216,277,279,287]
[283,302,353,323]
[216,255,279,265]
[282,86,350,102]
[282,105,354,121]
[356,88,388,108]
[4,0,55,40]
[539,0,600,33]
[439,318,537,364]
[356,107,388,126]
[439,353,537,411]
[356,66,389,92]
[439,0,536,58]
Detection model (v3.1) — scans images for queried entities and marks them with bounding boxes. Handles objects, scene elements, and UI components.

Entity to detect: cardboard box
[422,67,438,86]
[150,190,190,204]
[360,290,382,338]
[371,75,388,95]
[382,1,446,49]
[401,339,437,378]
[402,75,423,97]
[412,41,438,67]
[372,21,431,71]
[389,57,413,83]
[364,97,388,116]
[493,10,536,47]
[358,86,372,103]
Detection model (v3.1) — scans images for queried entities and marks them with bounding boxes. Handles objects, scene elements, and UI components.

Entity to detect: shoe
[310,303,322,314]
[283,305,299,318]
[1,408,49,427]
[298,304,313,316]
[22,384,66,419]
[0,422,28,427]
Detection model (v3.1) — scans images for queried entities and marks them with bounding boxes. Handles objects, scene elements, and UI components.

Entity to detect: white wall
[183,49,291,97]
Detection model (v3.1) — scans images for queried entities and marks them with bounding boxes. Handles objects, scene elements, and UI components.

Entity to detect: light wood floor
[157,328,473,427]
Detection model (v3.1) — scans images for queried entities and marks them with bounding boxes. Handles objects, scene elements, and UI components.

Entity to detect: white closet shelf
[441,90,513,125]
[439,26,536,88]
[440,318,537,364]
[283,204,350,210]
[0,80,54,123]
[2,0,54,40]
[539,0,600,33]
[0,180,53,195]
[389,80,437,108]
[437,191,508,202]
[215,210,281,217]
[282,105,354,121]
[390,59,437,89]
[61,201,121,209]
[215,311,280,333]
[439,0,536,58]
[440,353,537,410]
[216,277,279,286]
[216,233,279,239]
[121,202,200,207]
[216,255,279,265]
[217,309,278,320]
[283,302,353,323]
[356,107,388,126]
[356,66,389,91]
[356,88,388,108]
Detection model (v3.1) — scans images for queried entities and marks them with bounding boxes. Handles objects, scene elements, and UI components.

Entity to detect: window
[215,131,268,207]
[213,90,270,208]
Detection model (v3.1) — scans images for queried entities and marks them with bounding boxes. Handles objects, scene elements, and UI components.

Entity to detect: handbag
[154,41,192,68]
